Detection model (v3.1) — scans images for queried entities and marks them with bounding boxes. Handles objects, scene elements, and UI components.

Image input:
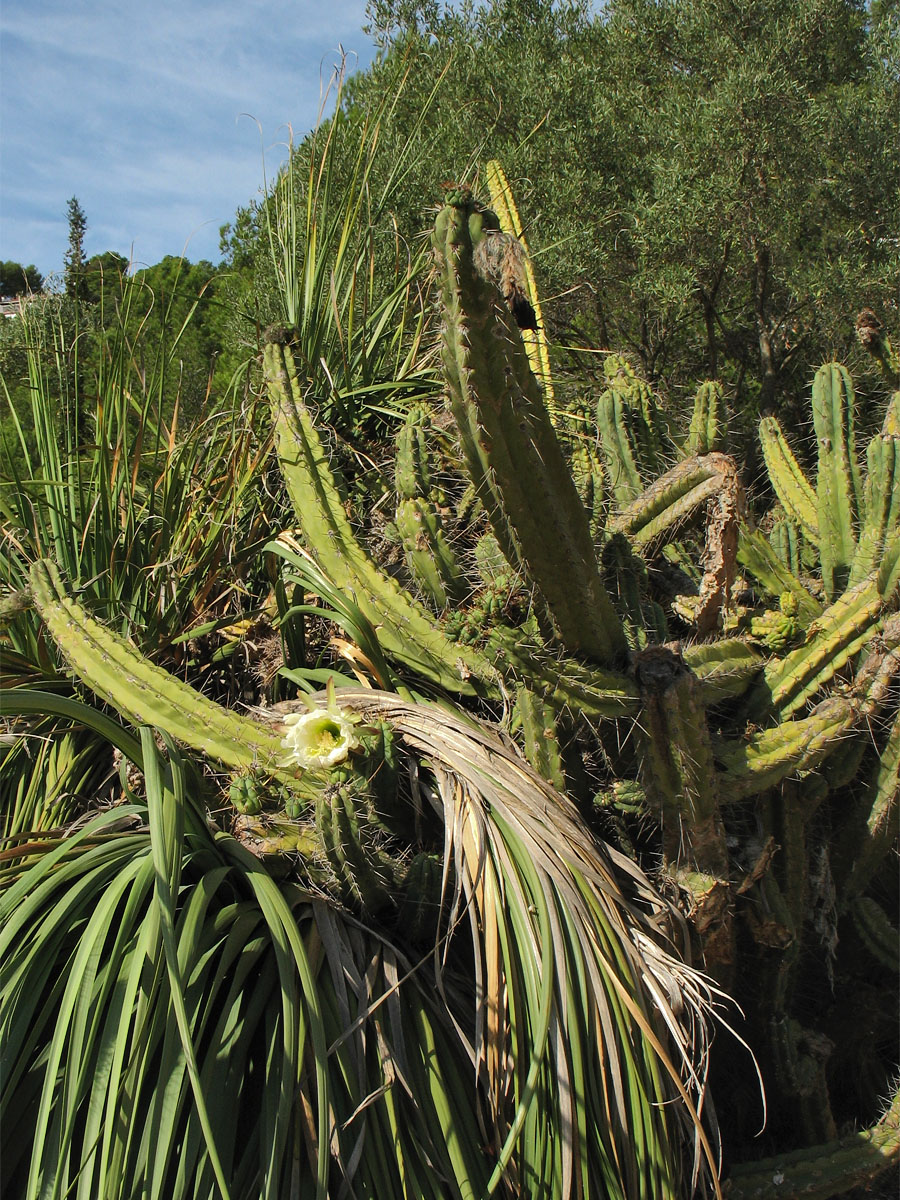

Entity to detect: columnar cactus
[393,404,466,609]
[432,192,627,663]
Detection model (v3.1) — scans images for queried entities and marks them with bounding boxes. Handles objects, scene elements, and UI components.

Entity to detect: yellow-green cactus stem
[485,159,555,412]
[395,497,466,611]
[633,646,727,878]
[314,778,394,913]
[726,1085,900,1199]
[737,526,823,627]
[681,638,765,704]
[267,334,637,716]
[610,452,739,551]
[566,402,606,543]
[433,197,626,664]
[758,415,820,543]
[716,696,858,799]
[265,335,493,695]
[596,355,665,508]
[28,558,303,787]
[850,425,900,587]
[752,574,885,719]
[601,533,667,650]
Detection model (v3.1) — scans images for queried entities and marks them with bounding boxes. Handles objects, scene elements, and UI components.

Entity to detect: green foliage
[0,260,43,297]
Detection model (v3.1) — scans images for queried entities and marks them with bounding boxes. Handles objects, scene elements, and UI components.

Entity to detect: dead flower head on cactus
[280,684,361,770]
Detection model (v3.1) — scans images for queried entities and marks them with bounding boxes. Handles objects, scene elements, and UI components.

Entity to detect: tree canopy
[0,261,44,298]
[221,0,898,421]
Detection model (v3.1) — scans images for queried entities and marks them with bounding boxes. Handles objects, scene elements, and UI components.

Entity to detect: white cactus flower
[280,706,360,769]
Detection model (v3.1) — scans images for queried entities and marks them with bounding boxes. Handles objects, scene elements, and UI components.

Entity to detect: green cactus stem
[0,588,32,625]
[395,496,466,610]
[596,355,665,507]
[725,1084,900,1200]
[682,638,765,703]
[601,533,668,650]
[395,402,438,501]
[716,697,858,800]
[758,416,820,543]
[28,558,303,786]
[314,777,395,913]
[752,573,885,719]
[396,852,445,944]
[433,197,626,664]
[514,685,566,790]
[687,380,726,456]
[850,426,900,586]
[812,363,861,600]
[566,403,606,543]
[737,527,823,626]
[610,453,738,551]
[265,335,493,695]
[836,705,900,906]
[612,453,743,634]
[851,895,900,972]
[485,626,640,720]
[393,405,466,609]
[633,646,728,874]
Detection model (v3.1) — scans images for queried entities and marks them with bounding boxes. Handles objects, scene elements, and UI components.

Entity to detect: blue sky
[0,0,377,282]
